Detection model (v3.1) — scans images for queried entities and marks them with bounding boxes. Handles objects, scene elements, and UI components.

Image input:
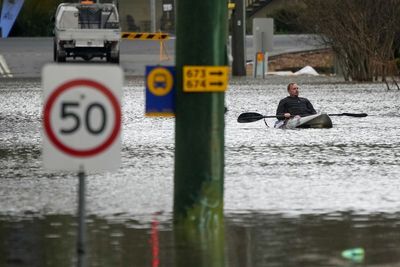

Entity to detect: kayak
[274,113,333,129]
[275,113,333,129]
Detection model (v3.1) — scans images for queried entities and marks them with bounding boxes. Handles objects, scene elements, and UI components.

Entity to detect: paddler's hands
[284,113,291,119]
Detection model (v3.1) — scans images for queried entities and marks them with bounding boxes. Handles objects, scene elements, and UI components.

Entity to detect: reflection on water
[1,76,400,266]
[1,212,400,266]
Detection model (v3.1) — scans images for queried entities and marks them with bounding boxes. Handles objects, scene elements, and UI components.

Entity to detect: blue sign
[145,66,175,117]
[0,0,25,38]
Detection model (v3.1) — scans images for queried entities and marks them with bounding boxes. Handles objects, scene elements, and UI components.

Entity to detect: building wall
[252,0,303,18]
[119,0,173,32]
[0,0,176,36]
[119,0,295,33]
[8,0,289,35]
[246,0,303,34]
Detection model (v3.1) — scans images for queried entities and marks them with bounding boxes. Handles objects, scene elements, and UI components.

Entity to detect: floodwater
[1,76,400,266]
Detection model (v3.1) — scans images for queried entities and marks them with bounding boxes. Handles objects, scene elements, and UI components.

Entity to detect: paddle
[237,112,367,123]
[237,112,285,123]
[327,113,368,117]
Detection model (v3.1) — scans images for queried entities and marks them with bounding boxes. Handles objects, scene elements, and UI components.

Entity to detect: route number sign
[183,66,228,92]
[42,64,123,171]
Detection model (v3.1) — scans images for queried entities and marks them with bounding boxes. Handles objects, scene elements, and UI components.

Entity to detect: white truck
[53,1,121,63]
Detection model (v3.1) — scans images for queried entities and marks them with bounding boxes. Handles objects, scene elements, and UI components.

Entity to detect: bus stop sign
[145,66,175,117]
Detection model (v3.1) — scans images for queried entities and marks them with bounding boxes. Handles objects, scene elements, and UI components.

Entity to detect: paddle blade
[328,113,368,117]
[237,112,264,123]
[342,113,368,117]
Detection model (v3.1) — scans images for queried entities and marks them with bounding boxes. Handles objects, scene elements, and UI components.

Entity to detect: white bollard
[0,54,13,78]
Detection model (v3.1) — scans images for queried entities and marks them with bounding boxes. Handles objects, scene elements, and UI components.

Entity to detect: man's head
[287,82,299,97]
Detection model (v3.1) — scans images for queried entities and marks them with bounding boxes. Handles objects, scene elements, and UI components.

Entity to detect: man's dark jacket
[276,96,317,117]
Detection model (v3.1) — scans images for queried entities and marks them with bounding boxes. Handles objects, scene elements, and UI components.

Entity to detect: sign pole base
[77,166,87,267]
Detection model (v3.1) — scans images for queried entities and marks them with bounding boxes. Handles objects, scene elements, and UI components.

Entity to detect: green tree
[268,4,307,34]
[300,0,400,82]
[9,0,64,36]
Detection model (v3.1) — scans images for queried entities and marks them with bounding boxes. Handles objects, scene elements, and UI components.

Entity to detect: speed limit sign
[42,64,123,171]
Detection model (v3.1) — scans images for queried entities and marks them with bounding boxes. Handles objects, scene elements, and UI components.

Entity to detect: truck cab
[54,1,121,63]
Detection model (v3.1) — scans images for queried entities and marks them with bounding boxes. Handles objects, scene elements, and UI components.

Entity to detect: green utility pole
[174,0,227,230]
[174,1,227,264]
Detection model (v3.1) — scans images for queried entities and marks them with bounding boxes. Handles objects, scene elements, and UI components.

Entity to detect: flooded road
[1,76,400,266]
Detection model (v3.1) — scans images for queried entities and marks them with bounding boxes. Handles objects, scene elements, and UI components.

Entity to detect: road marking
[0,55,13,78]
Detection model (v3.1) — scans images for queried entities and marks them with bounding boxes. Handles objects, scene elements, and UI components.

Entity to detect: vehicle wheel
[53,40,57,62]
[57,55,66,62]
[56,51,66,62]
[110,51,120,64]
[55,44,66,62]
[112,56,119,64]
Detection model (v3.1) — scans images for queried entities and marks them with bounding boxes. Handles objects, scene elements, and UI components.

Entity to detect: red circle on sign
[43,79,121,157]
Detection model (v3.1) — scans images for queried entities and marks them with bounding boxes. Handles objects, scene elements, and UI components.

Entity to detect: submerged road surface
[0,35,324,78]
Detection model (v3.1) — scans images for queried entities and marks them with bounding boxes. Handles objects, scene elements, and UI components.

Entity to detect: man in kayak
[276,82,317,120]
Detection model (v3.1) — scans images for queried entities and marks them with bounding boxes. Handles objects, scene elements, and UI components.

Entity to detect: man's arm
[306,99,317,114]
[276,99,286,117]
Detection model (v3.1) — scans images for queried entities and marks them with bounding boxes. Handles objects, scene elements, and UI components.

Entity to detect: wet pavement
[0,35,324,78]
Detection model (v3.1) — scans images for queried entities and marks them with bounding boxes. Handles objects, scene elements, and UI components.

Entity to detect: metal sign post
[252,18,273,79]
[77,167,87,267]
[150,0,156,32]
[42,64,123,267]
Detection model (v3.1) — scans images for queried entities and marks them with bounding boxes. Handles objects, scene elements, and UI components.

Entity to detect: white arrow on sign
[42,64,123,172]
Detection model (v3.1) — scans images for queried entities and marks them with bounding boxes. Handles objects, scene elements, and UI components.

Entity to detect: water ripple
[1,77,400,218]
